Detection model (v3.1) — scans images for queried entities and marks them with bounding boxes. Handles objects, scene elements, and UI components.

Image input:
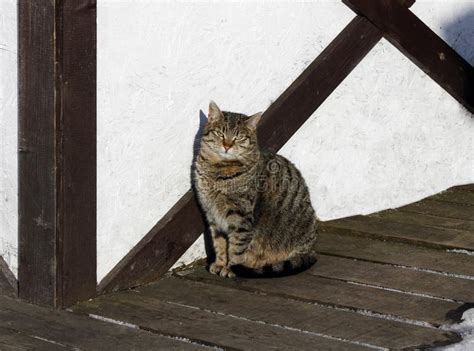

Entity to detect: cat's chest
[199,190,232,230]
[207,202,231,231]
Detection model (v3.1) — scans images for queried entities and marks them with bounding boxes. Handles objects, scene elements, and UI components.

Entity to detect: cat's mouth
[217,150,239,160]
[216,159,244,167]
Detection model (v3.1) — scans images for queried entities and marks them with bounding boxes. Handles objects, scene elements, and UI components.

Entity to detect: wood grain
[135,277,457,349]
[399,199,474,221]
[371,209,474,232]
[0,327,68,351]
[180,267,461,327]
[343,0,474,113]
[0,256,17,298]
[74,288,371,350]
[316,232,474,277]
[310,254,474,302]
[320,215,474,250]
[18,0,96,307]
[433,189,474,206]
[0,295,201,350]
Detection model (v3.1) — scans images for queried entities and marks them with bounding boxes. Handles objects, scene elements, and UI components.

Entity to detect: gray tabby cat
[194,101,318,278]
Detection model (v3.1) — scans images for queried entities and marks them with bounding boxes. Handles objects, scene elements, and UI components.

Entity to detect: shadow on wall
[192,110,208,166]
[190,110,215,262]
[441,7,474,109]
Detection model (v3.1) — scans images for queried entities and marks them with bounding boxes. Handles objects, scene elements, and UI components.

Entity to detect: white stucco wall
[0,0,18,277]
[98,0,473,281]
[97,0,354,280]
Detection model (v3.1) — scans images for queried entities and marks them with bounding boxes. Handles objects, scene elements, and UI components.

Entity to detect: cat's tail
[232,252,317,278]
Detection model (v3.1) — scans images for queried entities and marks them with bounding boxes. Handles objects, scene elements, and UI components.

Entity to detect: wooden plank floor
[2,184,474,350]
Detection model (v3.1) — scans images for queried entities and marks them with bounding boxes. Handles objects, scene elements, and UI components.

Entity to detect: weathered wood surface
[321,216,474,250]
[181,266,461,327]
[316,232,474,277]
[311,254,474,302]
[3,185,472,349]
[98,190,205,294]
[399,200,474,222]
[0,296,203,350]
[0,327,67,351]
[433,189,474,206]
[343,0,474,113]
[18,0,97,307]
[371,209,474,232]
[453,184,474,193]
[0,257,16,298]
[73,290,369,350]
[134,277,457,350]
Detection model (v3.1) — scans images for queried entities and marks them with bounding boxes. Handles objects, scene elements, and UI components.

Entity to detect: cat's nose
[223,140,234,152]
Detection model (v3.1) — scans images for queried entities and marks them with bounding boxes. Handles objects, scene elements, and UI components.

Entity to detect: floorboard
[320,216,474,250]
[1,184,472,350]
[316,232,474,277]
[0,295,203,350]
[73,289,370,350]
[433,189,474,206]
[137,276,458,350]
[0,327,69,351]
[370,209,474,232]
[399,199,474,221]
[310,254,474,302]
[181,267,461,327]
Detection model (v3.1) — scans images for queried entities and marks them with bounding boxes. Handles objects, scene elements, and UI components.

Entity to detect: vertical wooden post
[18,0,96,307]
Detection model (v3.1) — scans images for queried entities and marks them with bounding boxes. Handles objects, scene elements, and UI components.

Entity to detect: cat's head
[200,101,262,163]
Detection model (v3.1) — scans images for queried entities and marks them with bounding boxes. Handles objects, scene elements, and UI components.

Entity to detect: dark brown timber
[0,256,17,298]
[98,15,385,294]
[18,0,96,307]
[343,0,474,113]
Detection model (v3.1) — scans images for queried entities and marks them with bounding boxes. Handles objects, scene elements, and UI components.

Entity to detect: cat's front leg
[226,211,254,267]
[208,225,235,278]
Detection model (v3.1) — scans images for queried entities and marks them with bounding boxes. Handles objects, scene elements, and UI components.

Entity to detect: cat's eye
[212,130,224,138]
[236,135,248,141]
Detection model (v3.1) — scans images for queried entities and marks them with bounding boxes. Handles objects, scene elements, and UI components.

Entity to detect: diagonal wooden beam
[0,256,17,298]
[98,15,385,294]
[343,0,474,114]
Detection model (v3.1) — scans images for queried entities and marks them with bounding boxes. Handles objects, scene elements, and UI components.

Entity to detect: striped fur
[194,101,318,278]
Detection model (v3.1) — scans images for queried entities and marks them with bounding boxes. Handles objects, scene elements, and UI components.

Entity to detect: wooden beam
[343,0,474,114]
[18,0,96,307]
[99,15,384,294]
[0,256,17,298]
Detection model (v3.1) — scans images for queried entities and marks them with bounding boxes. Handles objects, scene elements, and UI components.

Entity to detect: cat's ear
[246,112,262,130]
[208,100,223,123]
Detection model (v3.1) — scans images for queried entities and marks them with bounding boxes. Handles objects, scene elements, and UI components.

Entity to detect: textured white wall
[97,0,354,280]
[97,0,474,281]
[0,0,18,277]
[281,0,474,220]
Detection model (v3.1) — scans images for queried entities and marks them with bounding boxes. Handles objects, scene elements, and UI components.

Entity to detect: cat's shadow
[191,110,215,264]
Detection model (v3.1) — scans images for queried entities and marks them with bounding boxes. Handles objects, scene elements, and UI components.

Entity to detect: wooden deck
[1,184,473,350]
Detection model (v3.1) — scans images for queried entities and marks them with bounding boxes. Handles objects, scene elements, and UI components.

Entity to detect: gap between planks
[76,275,458,350]
[73,293,372,351]
[174,267,461,328]
[0,295,207,351]
[315,232,474,278]
[157,275,459,346]
[308,254,474,303]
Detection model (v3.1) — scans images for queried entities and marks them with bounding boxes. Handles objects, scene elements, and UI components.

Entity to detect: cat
[193,101,318,278]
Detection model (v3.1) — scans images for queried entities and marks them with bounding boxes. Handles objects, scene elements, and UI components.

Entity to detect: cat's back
[259,151,309,189]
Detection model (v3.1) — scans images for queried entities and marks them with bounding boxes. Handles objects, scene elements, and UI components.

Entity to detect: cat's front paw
[219,266,236,279]
[209,262,224,275]
[209,263,236,278]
